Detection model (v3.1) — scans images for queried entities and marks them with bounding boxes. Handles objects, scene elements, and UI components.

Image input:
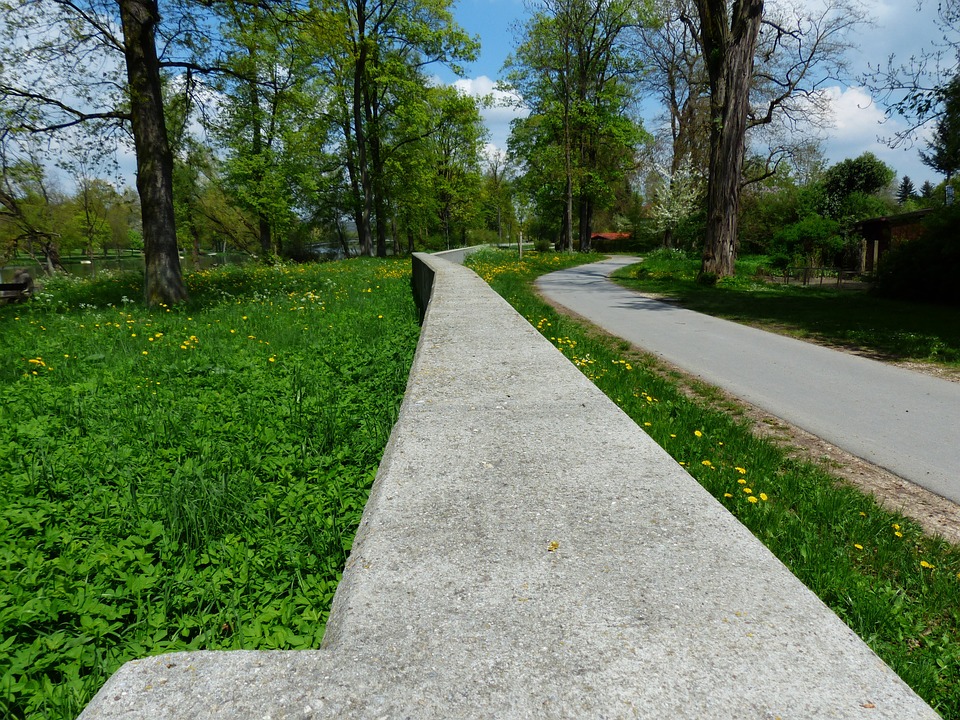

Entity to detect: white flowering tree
[651,159,703,249]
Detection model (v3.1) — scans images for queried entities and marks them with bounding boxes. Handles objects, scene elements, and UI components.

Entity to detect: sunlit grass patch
[467,248,960,718]
[0,258,419,719]
[611,248,960,367]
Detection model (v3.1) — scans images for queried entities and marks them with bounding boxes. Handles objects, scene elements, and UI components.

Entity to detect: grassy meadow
[466,249,960,718]
[0,259,420,719]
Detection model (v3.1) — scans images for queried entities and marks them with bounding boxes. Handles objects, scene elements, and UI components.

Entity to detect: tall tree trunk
[341,118,365,256]
[695,0,763,280]
[363,65,388,258]
[247,74,274,259]
[578,194,593,252]
[352,38,374,256]
[561,126,574,252]
[663,227,674,249]
[119,0,187,306]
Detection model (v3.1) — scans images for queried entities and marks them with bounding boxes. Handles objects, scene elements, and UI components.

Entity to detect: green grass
[0,259,419,719]
[609,248,960,368]
[467,248,960,718]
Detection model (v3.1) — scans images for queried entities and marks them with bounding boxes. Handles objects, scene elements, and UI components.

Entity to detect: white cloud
[823,86,887,140]
[450,74,527,152]
[819,85,937,183]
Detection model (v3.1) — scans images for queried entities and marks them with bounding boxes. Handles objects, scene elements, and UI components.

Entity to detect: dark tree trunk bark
[352,39,374,256]
[341,118,365,257]
[578,194,593,252]
[247,75,273,259]
[695,0,764,280]
[662,227,674,249]
[118,0,187,306]
[561,166,574,252]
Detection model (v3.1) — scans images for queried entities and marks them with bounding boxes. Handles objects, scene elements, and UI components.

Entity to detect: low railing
[775,266,864,287]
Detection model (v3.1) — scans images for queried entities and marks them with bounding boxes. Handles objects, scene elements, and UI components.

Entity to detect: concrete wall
[78,252,939,719]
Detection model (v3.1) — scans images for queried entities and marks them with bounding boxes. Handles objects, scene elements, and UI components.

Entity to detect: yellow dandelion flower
[694,430,703,437]
[920,560,935,569]
[748,496,759,503]
[738,478,747,485]
[724,493,733,498]
[142,351,148,355]
[892,524,901,531]
[743,487,752,494]
[702,460,712,467]
[895,531,903,538]
[859,512,867,517]
[759,493,768,501]
[735,467,746,474]
[854,544,864,550]
[644,422,652,427]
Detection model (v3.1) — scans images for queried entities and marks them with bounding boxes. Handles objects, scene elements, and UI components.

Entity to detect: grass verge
[0,259,419,720]
[609,248,960,369]
[467,248,960,718]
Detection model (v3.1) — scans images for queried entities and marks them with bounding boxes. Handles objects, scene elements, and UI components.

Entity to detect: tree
[638,0,712,180]
[639,0,862,277]
[120,0,188,304]
[212,0,319,260]
[861,0,960,147]
[424,87,487,249]
[820,152,895,218]
[897,176,917,205]
[504,0,648,252]
[0,135,69,272]
[0,0,190,304]
[650,158,703,247]
[482,149,515,244]
[323,0,477,257]
[694,0,765,279]
[920,76,960,180]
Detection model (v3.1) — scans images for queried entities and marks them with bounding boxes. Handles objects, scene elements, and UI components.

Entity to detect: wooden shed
[856,208,933,272]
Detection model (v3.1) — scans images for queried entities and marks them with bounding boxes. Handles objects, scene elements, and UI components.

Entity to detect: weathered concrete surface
[78,253,939,719]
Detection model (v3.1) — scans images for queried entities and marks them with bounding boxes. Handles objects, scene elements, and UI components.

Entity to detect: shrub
[770,213,841,266]
[873,205,960,305]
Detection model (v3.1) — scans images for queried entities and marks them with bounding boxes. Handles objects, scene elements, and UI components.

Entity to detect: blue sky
[441,0,949,187]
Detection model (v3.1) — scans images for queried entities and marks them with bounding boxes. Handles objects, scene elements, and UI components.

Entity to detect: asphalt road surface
[536,256,960,506]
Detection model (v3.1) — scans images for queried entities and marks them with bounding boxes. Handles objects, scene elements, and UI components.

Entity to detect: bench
[0,281,32,303]
[78,250,937,719]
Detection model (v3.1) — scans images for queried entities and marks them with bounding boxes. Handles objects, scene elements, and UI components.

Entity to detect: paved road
[536,256,960,505]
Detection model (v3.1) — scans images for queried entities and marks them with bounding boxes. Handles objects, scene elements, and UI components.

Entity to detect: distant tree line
[3,0,957,305]
[0,0,514,304]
